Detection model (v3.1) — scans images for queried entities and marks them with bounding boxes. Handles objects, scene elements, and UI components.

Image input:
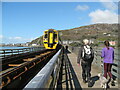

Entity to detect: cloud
[75,5,89,11]
[100,0,118,11]
[14,37,22,40]
[0,35,3,43]
[89,9,118,24]
[9,37,22,40]
[0,35,3,39]
[8,36,39,40]
[7,36,33,43]
[30,37,38,41]
[1,35,38,44]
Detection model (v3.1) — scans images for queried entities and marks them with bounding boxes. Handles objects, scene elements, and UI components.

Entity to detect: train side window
[44,34,48,38]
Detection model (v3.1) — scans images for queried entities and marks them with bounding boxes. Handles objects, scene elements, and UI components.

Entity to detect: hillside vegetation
[59,24,118,41]
[29,24,118,46]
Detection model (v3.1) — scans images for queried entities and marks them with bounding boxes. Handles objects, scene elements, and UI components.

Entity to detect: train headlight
[44,38,48,40]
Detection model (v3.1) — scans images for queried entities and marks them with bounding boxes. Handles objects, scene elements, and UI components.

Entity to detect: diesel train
[43,29,61,49]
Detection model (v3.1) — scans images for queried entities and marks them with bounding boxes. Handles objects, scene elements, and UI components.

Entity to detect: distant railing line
[0,47,44,59]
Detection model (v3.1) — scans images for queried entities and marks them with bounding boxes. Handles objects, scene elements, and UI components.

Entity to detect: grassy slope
[29,24,118,45]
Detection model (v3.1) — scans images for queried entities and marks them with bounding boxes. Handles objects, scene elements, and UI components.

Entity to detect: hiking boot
[88,80,93,87]
[111,80,115,86]
[83,80,87,83]
[107,84,110,88]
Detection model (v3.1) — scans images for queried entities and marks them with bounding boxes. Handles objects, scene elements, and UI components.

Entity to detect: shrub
[69,42,82,47]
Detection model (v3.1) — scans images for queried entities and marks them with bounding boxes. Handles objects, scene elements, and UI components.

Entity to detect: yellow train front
[43,29,59,49]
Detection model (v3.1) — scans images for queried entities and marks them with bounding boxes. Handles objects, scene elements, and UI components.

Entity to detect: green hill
[58,24,118,41]
[29,23,118,46]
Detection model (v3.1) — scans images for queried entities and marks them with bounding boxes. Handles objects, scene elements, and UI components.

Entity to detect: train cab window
[54,34,57,39]
[44,34,48,38]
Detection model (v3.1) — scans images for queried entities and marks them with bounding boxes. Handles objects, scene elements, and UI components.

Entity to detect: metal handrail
[24,49,62,89]
[0,47,44,59]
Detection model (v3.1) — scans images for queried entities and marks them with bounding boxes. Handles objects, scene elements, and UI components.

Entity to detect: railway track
[0,49,58,89]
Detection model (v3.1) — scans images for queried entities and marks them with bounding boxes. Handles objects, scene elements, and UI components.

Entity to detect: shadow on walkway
[65,48,71,54]
[57,49,82,89]
[90,76,99,87]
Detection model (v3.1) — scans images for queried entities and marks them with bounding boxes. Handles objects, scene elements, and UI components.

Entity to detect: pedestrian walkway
[57,49,118,89]
[67,51,101,88]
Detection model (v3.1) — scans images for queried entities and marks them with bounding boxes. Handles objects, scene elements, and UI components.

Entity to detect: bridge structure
[0,46,119,89]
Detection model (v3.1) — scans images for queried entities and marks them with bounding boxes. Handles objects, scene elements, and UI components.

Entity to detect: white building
[31,44,37,46]
[109,41,116,46]
[62,40,80,45]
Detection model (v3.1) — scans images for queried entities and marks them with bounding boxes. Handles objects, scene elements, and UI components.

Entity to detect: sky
[0,0,119,44]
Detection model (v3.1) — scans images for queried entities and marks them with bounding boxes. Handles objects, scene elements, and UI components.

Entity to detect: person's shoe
[111,80,115,86]
[83,80,87,83]
[88,80,93,87]
[107,84,110,88]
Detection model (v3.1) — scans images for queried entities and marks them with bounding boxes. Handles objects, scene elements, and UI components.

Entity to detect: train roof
[44,29,58,32]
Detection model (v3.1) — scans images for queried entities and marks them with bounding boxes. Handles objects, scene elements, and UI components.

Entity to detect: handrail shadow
[66,53,82,89]
[90,76,99,87]
[65,49,71,54]
[57,49,82,89]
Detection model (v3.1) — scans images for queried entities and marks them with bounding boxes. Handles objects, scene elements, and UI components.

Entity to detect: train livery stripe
[49,33,53,44]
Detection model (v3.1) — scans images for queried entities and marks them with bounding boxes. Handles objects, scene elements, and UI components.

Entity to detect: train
[43,29,61,49]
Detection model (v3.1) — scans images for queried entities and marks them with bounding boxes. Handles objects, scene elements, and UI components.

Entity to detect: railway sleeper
[0,50,56,87]
[1,67,27,88]
[0,50,57,88]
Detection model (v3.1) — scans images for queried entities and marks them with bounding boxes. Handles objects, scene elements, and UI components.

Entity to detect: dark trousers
[81,62,91,81]
[104,63,112,79]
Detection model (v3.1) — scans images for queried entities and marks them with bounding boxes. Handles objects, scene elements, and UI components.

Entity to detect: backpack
[82,45,92,60]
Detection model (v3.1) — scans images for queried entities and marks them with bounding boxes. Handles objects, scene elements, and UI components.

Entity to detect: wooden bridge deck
[57,49,118,89]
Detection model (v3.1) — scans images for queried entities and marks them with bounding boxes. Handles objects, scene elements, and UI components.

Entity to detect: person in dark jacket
[77,39,94,87]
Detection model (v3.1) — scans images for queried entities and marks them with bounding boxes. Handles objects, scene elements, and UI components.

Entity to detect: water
[0,46,29,50]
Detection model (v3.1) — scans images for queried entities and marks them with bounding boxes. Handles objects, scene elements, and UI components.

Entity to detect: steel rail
[24,49,62,89]
[0,50,56,88]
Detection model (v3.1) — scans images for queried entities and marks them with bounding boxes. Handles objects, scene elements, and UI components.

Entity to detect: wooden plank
[8,62,27,67]
[8,64,23,67]
[0,68,14,76]
[35,55,41,58]
[112,65,118,71]
[23,58,36,61]
[112,71,118,78]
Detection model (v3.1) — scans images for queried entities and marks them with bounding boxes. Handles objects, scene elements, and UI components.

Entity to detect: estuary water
[0,46,29,50]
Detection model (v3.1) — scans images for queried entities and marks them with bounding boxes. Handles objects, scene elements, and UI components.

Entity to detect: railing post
[3,50,5,58]
[18,49,19,54]
[11,50,13,55]
[22,48,24,53]
[32,47,34,52]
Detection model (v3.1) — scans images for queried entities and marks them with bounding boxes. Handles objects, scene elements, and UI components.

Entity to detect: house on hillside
[109,41,116,46]
[31,44,37,46]
[62,40,80,45]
